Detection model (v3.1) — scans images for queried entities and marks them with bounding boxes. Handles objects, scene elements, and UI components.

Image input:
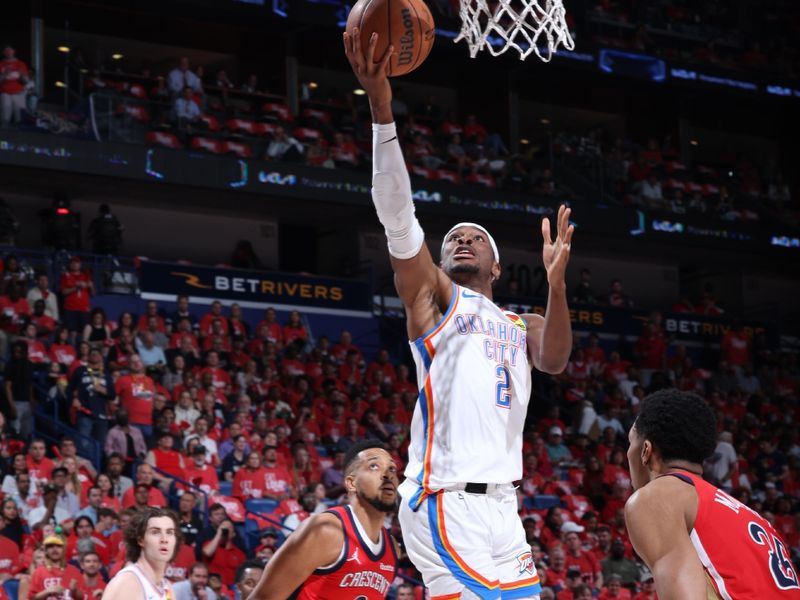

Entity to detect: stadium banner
[139,261,371,313]
[1,131,796,252]
[494,297,776,344]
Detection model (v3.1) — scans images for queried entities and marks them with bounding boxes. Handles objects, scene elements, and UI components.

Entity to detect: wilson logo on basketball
[397,8,414,66]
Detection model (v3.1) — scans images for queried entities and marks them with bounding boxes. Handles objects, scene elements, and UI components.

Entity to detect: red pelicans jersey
[295,505,397,599]
[405,283,531,508]
[666,471,800,599]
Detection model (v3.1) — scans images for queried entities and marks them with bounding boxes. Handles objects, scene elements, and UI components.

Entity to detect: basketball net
[455,0,575,62]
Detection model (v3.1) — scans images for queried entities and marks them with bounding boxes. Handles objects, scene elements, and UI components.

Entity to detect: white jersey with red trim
[405,282,531,505]
[116,564,174,600]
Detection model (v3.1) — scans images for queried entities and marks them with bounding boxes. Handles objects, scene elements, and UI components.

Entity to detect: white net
[455,0,575,62]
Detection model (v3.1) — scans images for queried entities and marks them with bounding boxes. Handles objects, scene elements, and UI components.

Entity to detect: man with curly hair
[625,389,800,599]
[102,506,181,600]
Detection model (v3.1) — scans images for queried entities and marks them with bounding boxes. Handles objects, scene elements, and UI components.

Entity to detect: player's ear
[344,473,357,494]
[491,263,501,284]
[640,440,653,467]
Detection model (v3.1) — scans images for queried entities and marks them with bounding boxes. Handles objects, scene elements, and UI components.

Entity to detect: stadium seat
[256,122,278,137]
[226,118,259,136]
[293,127,322,144]
[218,480,233,497]
[409,165,437,180]
[436,169,460,184]
[222,140,253,159]
[245,498,279,514]
[408,122,433,137]
[190,137,224,154]
[3,578,19,600]
[145,131,182,149]
[125,83,148,100]
[466,173,496,187]
[302,107,332,124]
[115,103,150,124]
[528,495,563,510]
[199,114,221,132]
[262,102,294,123]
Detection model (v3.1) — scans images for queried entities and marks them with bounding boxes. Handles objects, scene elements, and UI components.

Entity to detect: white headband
[441,222,500,263]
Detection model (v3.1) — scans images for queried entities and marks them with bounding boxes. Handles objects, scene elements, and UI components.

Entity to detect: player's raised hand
[343,29,394,110]
[541,204,574,289]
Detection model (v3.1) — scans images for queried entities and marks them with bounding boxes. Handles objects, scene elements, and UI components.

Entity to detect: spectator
[50,466,80,516]
[28,484,71,529]
[136,331,167,375]
[0,198,19,246]
[600,540,639,588]
[3,341,33,438]
[572,268,597,304]
[0,254,29,295]
[329,132,360,168]
[597,574,631,599]
[82,308,112,352]
[721,320,750,370]
[26,438,56,483]
[30,299,56,338]
[167,57,203,98]
[0,45,29,127]
[121,463,167,508]
[215,69,234,89]
[87,203,124,255]
[79,551,106,598]
[183,445,219,495]
[563,527,603,590]
[104,409,147,470]
[266,127,304,162]
[75,485,104,524]
[167,295,198,333]
[177,491,203,545]
[145,430,187,490]
[704,431,737,489]
[195,504,246,587]
[184,416,219,464]
[199,301,229,338]
[233,559,265,600]
[68,347,115,455]
[7,471,40,521]
[40,194,80,250]
[545,426,572,466]
[28,535,84,598]
[0,284,31,354]
[114,354,157,439]
[639,173,663,208]
[173,562,218,600]
[607,279,633,308]
[240,73,260,94]
[232,450,268,500]
[59,256,94,339]
[174,86,202,129]
[104,452,134,497]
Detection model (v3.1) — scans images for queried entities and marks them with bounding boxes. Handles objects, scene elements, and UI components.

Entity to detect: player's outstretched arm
[343,29,452,339]
[625,481,708,600]
[523,205,573,374]
[246,512,344,600]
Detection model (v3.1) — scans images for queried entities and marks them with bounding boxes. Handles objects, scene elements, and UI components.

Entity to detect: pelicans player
[344,29,573,600]
[625,390,800,599]
[247,440,399,600]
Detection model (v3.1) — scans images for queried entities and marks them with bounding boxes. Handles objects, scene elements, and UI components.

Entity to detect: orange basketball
[346,0,435,77]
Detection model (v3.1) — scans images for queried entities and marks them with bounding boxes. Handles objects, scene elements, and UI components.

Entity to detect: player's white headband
[441,222,500,263]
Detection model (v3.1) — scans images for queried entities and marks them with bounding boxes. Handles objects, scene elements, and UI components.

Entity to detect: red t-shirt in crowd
[635,335,666,369]
[165,544,196,582]
[0,59,29,94]
[183,462,220,495]
[115,373,156,426]
[27,455,56,483]
[27,339,49,364]
[232,467,268,500]
[198,366,231,389]
[564,550,601,586]
[0,535,20,577]
[199,313,229,337]
[49,343,77,367]
[0,296,30,333]
[721,330,750,366]
[60,271,93,312]
[121,486,167,508]
[82,575,106,599]
[598,588,632,600]
[29,563,84,600]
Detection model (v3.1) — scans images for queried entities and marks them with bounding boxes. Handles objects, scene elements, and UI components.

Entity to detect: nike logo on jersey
[381,136,397,144]
[462,290,482,299]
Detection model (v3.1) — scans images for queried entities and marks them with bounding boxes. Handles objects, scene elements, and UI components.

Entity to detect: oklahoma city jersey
[406,283,531,508]
[296,505,397,599]
[666,471,800,599]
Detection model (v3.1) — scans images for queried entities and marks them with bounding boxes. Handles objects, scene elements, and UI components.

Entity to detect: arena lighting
[54,81,66,88]
[57,46,70,53]
[520,138,530,145]
[540,118,551,125]
[111,53,124,60]
[56,207,70,215]
[308,82,318,89]
[353,88,366,96]
[690,140,699,146]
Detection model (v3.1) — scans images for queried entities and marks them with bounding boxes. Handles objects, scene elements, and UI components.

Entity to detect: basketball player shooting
[344,29,573,600]
[625,389,800,600]
[102,507,180,600]
[247,440,400,600]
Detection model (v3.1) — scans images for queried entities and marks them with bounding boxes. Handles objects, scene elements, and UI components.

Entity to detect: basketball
[346,0,435,77]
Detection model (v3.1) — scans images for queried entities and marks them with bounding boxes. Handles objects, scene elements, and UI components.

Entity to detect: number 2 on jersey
[495,365,511,408]
[749,521,800,590]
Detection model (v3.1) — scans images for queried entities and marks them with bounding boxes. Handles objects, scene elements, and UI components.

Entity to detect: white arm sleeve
[371,122,425,260]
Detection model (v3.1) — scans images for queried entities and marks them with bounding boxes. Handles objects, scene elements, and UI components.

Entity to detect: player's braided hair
[634,389,717,464]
